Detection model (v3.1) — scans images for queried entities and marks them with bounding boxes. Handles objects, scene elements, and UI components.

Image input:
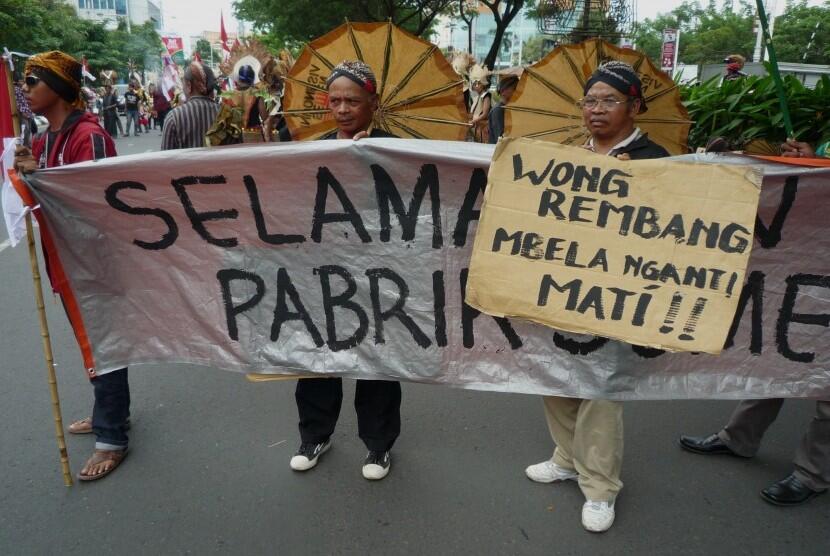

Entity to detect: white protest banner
[12,141,830,399]
[466,138,762,354]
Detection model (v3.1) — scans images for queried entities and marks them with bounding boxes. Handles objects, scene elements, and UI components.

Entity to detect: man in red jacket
[14,51,129,482]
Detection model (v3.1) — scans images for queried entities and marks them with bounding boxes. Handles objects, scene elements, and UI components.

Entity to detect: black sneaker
[289,440,331,471]
[362,450,391,480]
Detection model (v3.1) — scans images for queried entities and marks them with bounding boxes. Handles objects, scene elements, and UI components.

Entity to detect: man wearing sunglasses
[524,61,669,533]
[14,51,127,482]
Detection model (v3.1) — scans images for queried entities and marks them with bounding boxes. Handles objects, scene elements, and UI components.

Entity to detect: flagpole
[25,211,73,487]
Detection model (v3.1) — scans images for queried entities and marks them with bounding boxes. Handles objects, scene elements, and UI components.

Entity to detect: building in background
[433,4,542,69]
[66,0,163,31]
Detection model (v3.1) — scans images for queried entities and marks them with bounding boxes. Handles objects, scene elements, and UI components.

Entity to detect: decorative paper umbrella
[282,21,468,141]
[505,38,691,155]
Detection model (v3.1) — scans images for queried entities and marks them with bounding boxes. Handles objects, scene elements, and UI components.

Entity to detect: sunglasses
[24,74,41,88]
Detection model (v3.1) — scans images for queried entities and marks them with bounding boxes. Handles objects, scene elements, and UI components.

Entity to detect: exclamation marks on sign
[678,297,708,341]
[659,292,683,333]
[659,292,708,341]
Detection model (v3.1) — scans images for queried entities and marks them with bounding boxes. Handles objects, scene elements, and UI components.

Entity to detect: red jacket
[32,111,116,168]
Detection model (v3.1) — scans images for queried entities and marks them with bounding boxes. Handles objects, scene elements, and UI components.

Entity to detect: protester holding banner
[161,61,220,150]
[780,139,830,159]
[290,60,400,481]
[12,51,127,482]
[677,138,829,506]
[524,61,669,533]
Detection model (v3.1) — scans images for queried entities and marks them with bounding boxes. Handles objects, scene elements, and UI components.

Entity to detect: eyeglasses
[24,74,41,88]
[577,97,630,110]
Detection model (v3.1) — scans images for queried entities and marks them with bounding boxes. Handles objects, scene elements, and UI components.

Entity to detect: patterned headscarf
[584,61,647,114]
[25,51,85,110]
[325,60,377,94]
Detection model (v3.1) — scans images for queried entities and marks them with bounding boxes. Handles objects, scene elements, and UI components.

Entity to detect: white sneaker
[362,450,391,480]
[582,499,615,532]
[525,460,579,483]
[289,440,331,471]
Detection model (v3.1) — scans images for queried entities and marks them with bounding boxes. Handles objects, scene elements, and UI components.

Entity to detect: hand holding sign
[466,138,763,354]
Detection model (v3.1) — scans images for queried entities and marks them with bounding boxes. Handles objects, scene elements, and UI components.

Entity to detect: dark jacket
[320,127,398,140]
[613,133,671,160]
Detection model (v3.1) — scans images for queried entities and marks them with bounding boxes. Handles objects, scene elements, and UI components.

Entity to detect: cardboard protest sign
[13,141,829,399]
[466,138,762,354]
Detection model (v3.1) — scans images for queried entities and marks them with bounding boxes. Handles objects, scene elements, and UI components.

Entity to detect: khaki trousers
[718,399,830,491]
[543,396,623,502]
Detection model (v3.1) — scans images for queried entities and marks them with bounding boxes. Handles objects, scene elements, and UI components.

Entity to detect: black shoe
[678,434,748,457]
[761,473,826,506]
[362,450,391,480]
[289,440,330,471]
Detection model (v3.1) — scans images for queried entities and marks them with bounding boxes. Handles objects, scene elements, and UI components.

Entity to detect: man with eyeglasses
[14,51,129,482]
[524,61,669,533]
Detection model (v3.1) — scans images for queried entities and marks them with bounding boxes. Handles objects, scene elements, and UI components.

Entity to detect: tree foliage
[233,0,454,48]
[478,1,528,69]
[773,0,830,64]
[194,38,223,65]
[1,1,163,78]
[632,1,756,65]
[633,0,830,65]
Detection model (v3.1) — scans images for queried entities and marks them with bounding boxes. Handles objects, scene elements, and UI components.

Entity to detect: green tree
[194,38,223,66]
[233,0,454,48]
[632,1,755,65]
[521,34,554,63]
[478,1,528,69]
[1,2,162,79]
[0,0,88,54]
[773,0,830,64]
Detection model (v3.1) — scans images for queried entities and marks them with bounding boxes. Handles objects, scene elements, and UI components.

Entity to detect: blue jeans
[125,109,140,135]
[92,367,130,450]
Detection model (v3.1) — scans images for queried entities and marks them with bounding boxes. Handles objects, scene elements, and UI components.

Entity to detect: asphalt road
[1,131,828,555]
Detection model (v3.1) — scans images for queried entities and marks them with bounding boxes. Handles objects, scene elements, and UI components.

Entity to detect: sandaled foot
[68,417,130,435]
[77,449,129,482]
[68,417,93,434]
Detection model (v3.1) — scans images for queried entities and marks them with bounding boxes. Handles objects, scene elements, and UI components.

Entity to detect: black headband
[31,66,81,104]
[584,63,647,113]
[326,66,377,94]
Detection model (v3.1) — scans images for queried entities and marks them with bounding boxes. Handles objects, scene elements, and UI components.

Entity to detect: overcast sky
[161,0,803,48]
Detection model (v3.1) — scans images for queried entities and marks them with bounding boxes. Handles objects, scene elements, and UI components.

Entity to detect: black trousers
[295,378,401,452]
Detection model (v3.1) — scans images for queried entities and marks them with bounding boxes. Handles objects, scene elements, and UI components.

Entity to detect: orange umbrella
[282,21,469,141]
[505,38,691,155]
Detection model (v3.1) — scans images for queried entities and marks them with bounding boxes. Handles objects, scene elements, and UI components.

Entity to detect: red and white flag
[81,56,96,81]
[220,11,231,62]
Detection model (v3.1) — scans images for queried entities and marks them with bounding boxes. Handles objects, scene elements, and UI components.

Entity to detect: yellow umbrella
[282,21,469,141]
[505,38,691,155]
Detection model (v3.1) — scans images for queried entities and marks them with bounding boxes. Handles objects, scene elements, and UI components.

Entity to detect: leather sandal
[77,449,129,482]
[68,417,131,435]
[68,417,93,434]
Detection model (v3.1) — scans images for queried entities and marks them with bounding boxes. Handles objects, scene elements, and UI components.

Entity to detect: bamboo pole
[754,0,794,137]
[25,213,73,487]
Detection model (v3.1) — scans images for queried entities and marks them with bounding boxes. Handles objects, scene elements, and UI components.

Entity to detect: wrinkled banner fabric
[18,140,830,399]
